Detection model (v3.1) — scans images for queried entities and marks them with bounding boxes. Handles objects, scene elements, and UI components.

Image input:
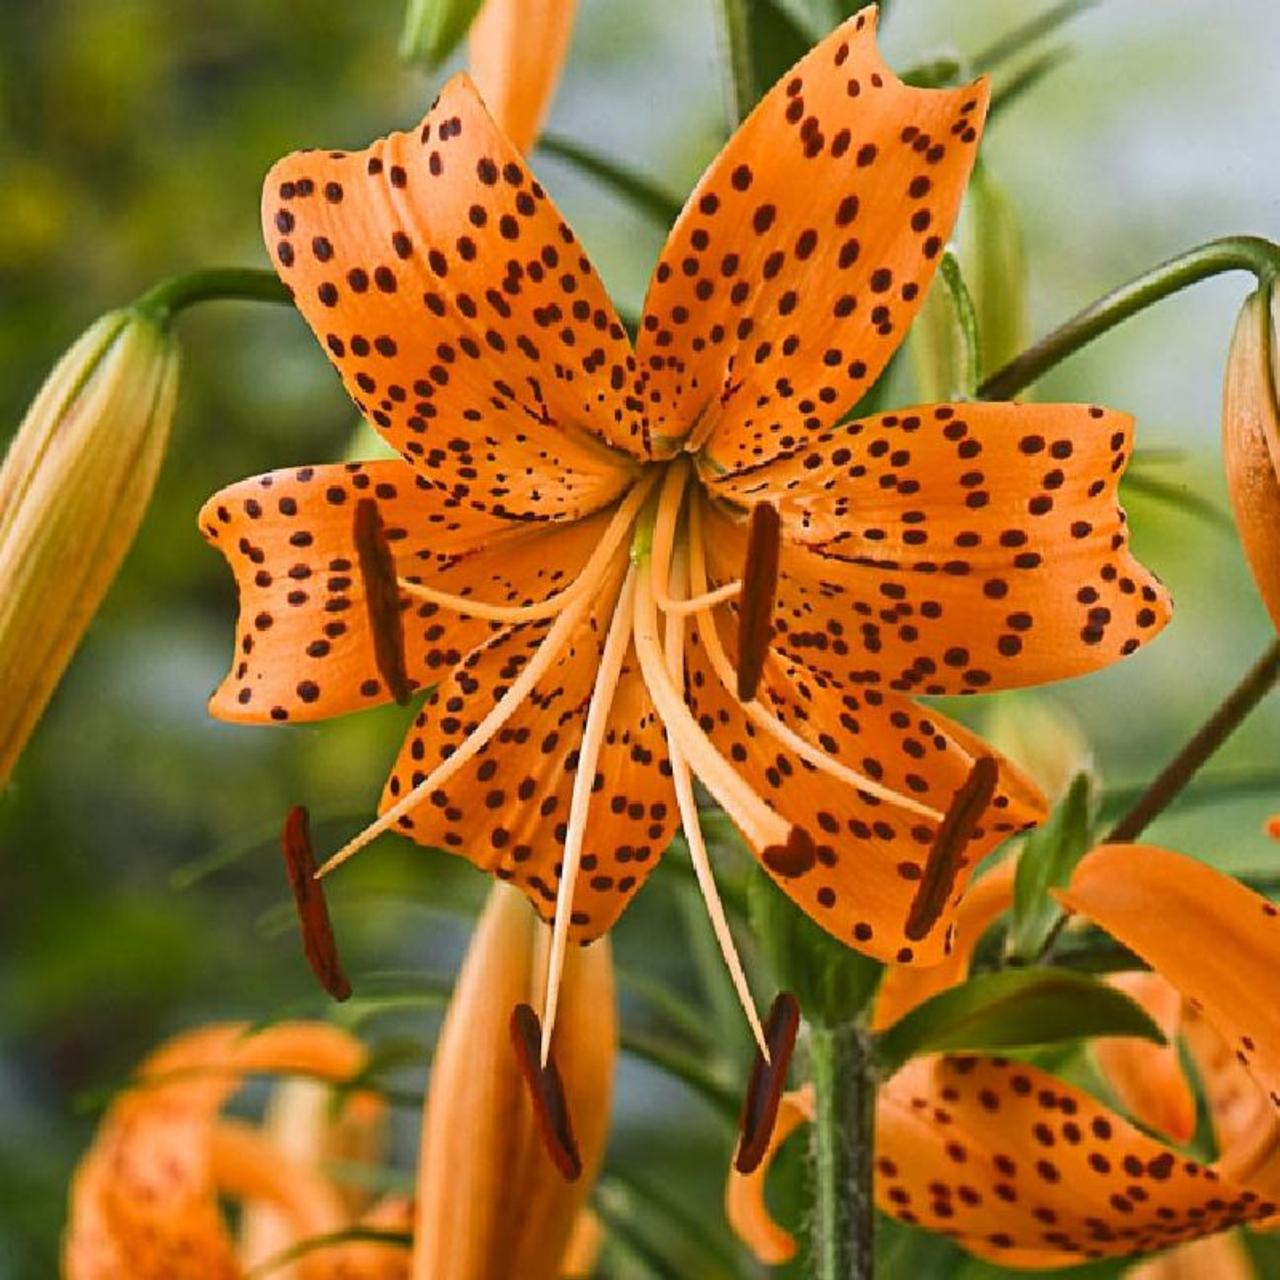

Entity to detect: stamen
[734,992,801,1174]
[315,588,595,878]
[541,566,637,1067]
[633,562,792,854]
[659,579,742,615]
[280,806,351,1001]
[686,501,943,822]
[510,1002,582,1181]
[397,473,658,623]
[663,551,769,1060]
[736,502,781,702]
[353,499,413,706]
[905,755,1000,942]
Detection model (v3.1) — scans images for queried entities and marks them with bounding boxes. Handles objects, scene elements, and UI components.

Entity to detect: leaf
[246,1227,413,1278]
[1006,772,1094,963]
[536,135,684,229]
[747,868,882,1027]
[398,0,484,69]
[875,966,1162,1074]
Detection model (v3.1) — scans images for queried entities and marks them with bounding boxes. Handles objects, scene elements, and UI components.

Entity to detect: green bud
[399,0,486,69]
[910,251,979,403]
[963,163,1030,382]
[0,308,179,784]
[983,695,1096,804]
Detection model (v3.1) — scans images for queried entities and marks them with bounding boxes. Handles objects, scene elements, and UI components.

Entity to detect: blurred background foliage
[2,0,1279,1275]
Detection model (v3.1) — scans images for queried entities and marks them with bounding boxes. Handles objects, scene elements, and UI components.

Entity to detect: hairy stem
[980,236,1280,400]
[809,1021,876,1280]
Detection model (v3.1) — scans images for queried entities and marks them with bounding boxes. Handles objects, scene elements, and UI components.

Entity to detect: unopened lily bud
[0,309,179,785]
[413,882,614,1280]
[399,0,485,69]
[469,0,579,154]
[1222,287,1280,632]
[963,163,1030,381]
[983,695,1096,804]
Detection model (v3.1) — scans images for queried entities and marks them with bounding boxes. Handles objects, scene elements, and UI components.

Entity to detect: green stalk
[712,0,756,128]
[135,267,292,323]
[979,236,1280,400]
[808,1022,876,1280]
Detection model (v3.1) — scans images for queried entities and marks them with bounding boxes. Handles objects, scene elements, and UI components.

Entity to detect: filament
[541,566,637,1066]
[686,500,944,822]
[659,579,742,614]
[396,473,658,623]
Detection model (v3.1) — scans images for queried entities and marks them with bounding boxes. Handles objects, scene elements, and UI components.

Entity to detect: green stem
[134,267,292,323]
[808,1022,876,1280]
[1105,638,1280,843]
[979,236,1280,400]
[712,0,755,128]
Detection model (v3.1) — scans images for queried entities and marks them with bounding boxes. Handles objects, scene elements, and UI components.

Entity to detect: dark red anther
[762,825,817,878]
[735,501,781,701]
[904,756,999,942]
[735,991,801,1174]
[510,1002,583,1181]
[353,497,413,706]
[280,805,351,1001]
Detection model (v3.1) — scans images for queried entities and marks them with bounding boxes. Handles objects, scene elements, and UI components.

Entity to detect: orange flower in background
[731,845,1280,1269]
[63,1022,410,1279]
[470,0,578,154]
[201,5,1169,1054]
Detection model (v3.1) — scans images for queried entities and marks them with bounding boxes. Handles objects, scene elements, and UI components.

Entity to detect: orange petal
[200,464,603,724]
[381,540,676,941]
[1093,972,1196,1146]
[1222,287,1280,631]
[877,1054,1276,1266]
[413,883,615,1280]
[638,6,987,465]
[1182,1002,1280,1201]
[681,612,1043,965]
[469,0,577,154]
[1059,845,1280,1127]
[872,857,1018,1030]
[1125,1231,1256,1280]
[64,1022,367,1280]
[726,1085,815,1266]
[707,401,1170,695]
[264,73,648,480]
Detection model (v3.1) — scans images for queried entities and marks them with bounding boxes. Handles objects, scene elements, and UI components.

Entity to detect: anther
[904,756,999,942]
[280,805,351,1001]
[353,498,413,705]
[735,992,801,1174]
[736,502,781,701]
[510,1002,582,1181]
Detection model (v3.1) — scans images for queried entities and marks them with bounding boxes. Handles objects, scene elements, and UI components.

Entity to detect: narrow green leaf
[1007,773,1094,962]
[398,0,484,69]
[247,1227,413,1278]
[747,0,814,103]
[973,0,1100,70]
[987,47,1073,125]
[875,967,1162,1074]
[911,251,980,403]
[536,135,684,229]
[900,57,963,90]
[1121,468,1235,534]
[747,868,882,1027]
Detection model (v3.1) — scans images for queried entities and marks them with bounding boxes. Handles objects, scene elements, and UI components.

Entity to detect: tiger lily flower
[470,0,577,154]
[201,5,1168,1057]
[731,845,1280,1269]
[63,1021,411,1278]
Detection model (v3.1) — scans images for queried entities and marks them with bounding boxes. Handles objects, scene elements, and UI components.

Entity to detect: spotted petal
[264,73,646,513]
[201,461,607,723]
[704,403,1171,695]
[639,5,987,465]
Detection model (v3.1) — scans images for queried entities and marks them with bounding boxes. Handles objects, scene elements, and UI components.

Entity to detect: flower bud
[982,695,1096,805]
[469,0,579,154]
[399,0,485,70]
[1222,287,1280,632]
[413,882,615,1280]
[0,308,179,784]
[963,163,1029,382]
